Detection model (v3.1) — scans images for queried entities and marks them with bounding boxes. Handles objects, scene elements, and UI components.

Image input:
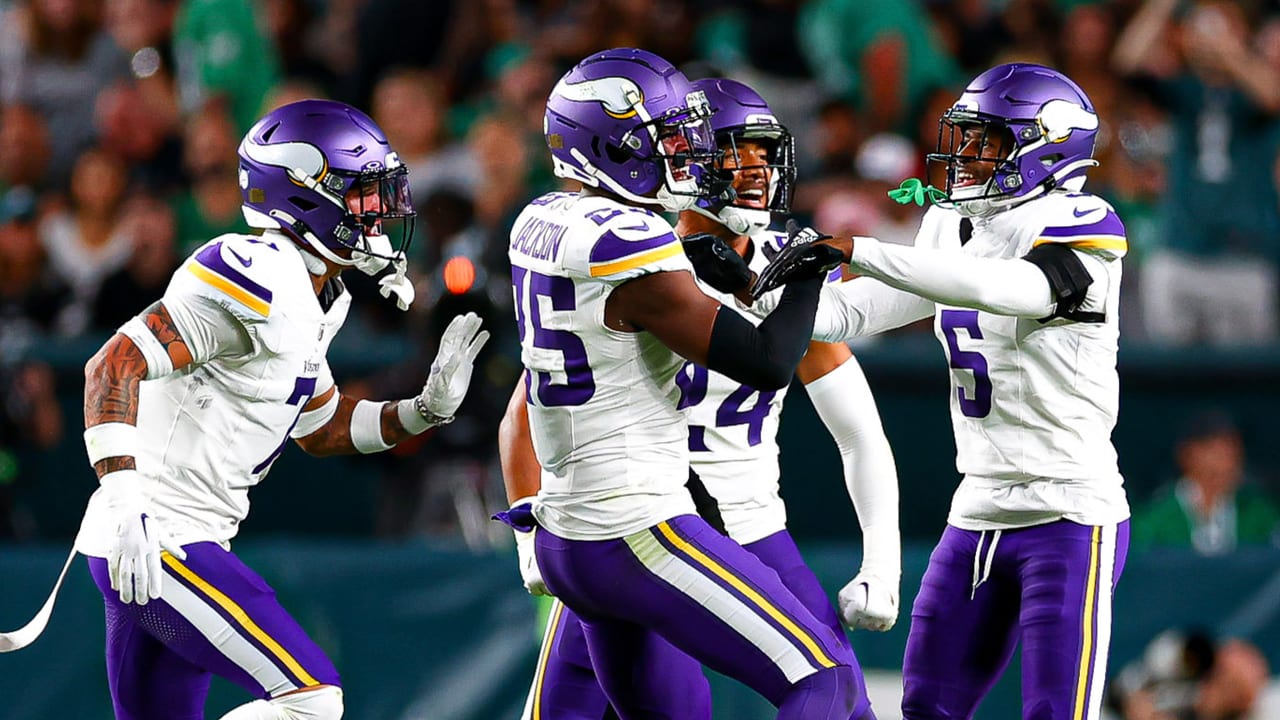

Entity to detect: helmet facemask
[640,90,728,211]
[707,125,797,233]
[337,163,416,274]
[927,111,1023,218]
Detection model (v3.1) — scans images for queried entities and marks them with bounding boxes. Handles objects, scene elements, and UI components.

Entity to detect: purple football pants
[87,542,340,720]
[902,520,1129,720]
[534,515,867,720]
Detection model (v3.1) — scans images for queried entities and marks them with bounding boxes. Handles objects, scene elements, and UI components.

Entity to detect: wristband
[396,396,453,435]
[84,423,138,466]
[350,399,392,453]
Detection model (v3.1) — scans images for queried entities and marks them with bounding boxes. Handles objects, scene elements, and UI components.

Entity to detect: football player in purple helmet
[736,62,1130,720]
[72,99,489,719]
[501,49,853,719]
[507,75,897,720]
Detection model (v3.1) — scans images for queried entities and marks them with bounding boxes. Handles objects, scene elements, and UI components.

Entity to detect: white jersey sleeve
[158,281,254,364]
[848,235,1055,319]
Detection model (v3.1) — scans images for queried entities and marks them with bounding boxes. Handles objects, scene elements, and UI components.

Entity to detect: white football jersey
[509,192,697,540]
[77,233,347,554]
[684,229,803,544]
[918,192,1130,529]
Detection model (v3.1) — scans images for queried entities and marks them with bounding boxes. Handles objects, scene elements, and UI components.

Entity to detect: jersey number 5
[940,309,992,418]
[512,266,596,407]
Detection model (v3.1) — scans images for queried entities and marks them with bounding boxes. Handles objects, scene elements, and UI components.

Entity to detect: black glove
[751,220,845,299]
[682,232,752,294]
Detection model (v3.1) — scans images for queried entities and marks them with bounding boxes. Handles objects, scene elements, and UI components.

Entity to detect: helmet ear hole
[289,195,318,212]
[604,142,631,164]
[1040,153,1063,168]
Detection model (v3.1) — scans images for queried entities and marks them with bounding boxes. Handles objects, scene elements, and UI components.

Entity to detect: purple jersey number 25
[512,266,596,407]
[940,309,992,418]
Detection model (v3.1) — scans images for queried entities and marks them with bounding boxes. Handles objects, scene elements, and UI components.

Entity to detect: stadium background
[2,0,1280,717]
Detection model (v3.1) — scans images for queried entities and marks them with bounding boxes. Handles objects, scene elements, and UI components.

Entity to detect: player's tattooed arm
[293,390,423,456]
[83,302,194,478]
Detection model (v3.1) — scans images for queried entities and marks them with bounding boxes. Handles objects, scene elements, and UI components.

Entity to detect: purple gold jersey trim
[161,553,320,688]
[190,243,273,316]
[1042,210,1125,239]
[653,521,836,669]
[588,241,683,277]
[1032,235,1127,253]
[589,229,678,265]
[1036,211,1127,253]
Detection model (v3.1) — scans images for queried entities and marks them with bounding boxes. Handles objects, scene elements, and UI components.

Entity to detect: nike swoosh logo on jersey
[1072,207,1100,218]
[227,247,253,267]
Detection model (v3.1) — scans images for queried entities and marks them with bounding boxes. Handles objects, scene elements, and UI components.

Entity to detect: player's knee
[217,687,343,720]
[900,679,948,719]
[270,685,344,720]
[783,665,859,720]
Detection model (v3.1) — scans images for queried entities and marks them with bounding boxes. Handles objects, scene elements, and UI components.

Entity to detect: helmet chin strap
[689,204,769,234]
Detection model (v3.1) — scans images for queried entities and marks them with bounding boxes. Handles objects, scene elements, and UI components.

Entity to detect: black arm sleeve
[705,276,822,391]
[1023,243,1101,321]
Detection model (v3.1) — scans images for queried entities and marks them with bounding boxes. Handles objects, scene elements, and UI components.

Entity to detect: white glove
[837,570,899,632]
[101,471,186,605]
[514,527,549,597]
[420,312,489,418]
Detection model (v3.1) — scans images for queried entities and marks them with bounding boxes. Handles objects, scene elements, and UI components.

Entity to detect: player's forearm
[849,236,1055,318]
[83,337,146,478]
[812,277,934,341]
[705,277,821,391]
[296,394,435,456]
[804,355,901,577]
[498,377,542,504]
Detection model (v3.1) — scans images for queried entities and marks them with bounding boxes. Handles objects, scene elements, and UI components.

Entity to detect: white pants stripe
[624,528,821,683]
[161,574,297,696]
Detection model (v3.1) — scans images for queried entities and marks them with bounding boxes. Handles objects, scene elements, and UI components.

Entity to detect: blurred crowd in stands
[1,0,1279,540]
[1,1,1279,712]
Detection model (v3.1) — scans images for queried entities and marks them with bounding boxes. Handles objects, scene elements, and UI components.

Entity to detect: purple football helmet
[928,63,1099,217]
[691,77,796,232]
[238,99,415,268]
[544,48,722,212]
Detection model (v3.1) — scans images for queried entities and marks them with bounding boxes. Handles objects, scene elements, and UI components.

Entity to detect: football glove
[514,525,549,597]
[495,498,549,597]
[101,470,186,605]
[682,232,752,294]
[419,312,489,420]
[751,219,845,299]
[837,570,899,632]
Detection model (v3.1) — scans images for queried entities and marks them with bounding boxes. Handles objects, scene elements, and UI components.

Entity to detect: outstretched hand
[751,220,845,299]
[419,312,489,420]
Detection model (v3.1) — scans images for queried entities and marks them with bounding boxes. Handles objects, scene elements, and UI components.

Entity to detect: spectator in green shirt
[1132,410,1280,555]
